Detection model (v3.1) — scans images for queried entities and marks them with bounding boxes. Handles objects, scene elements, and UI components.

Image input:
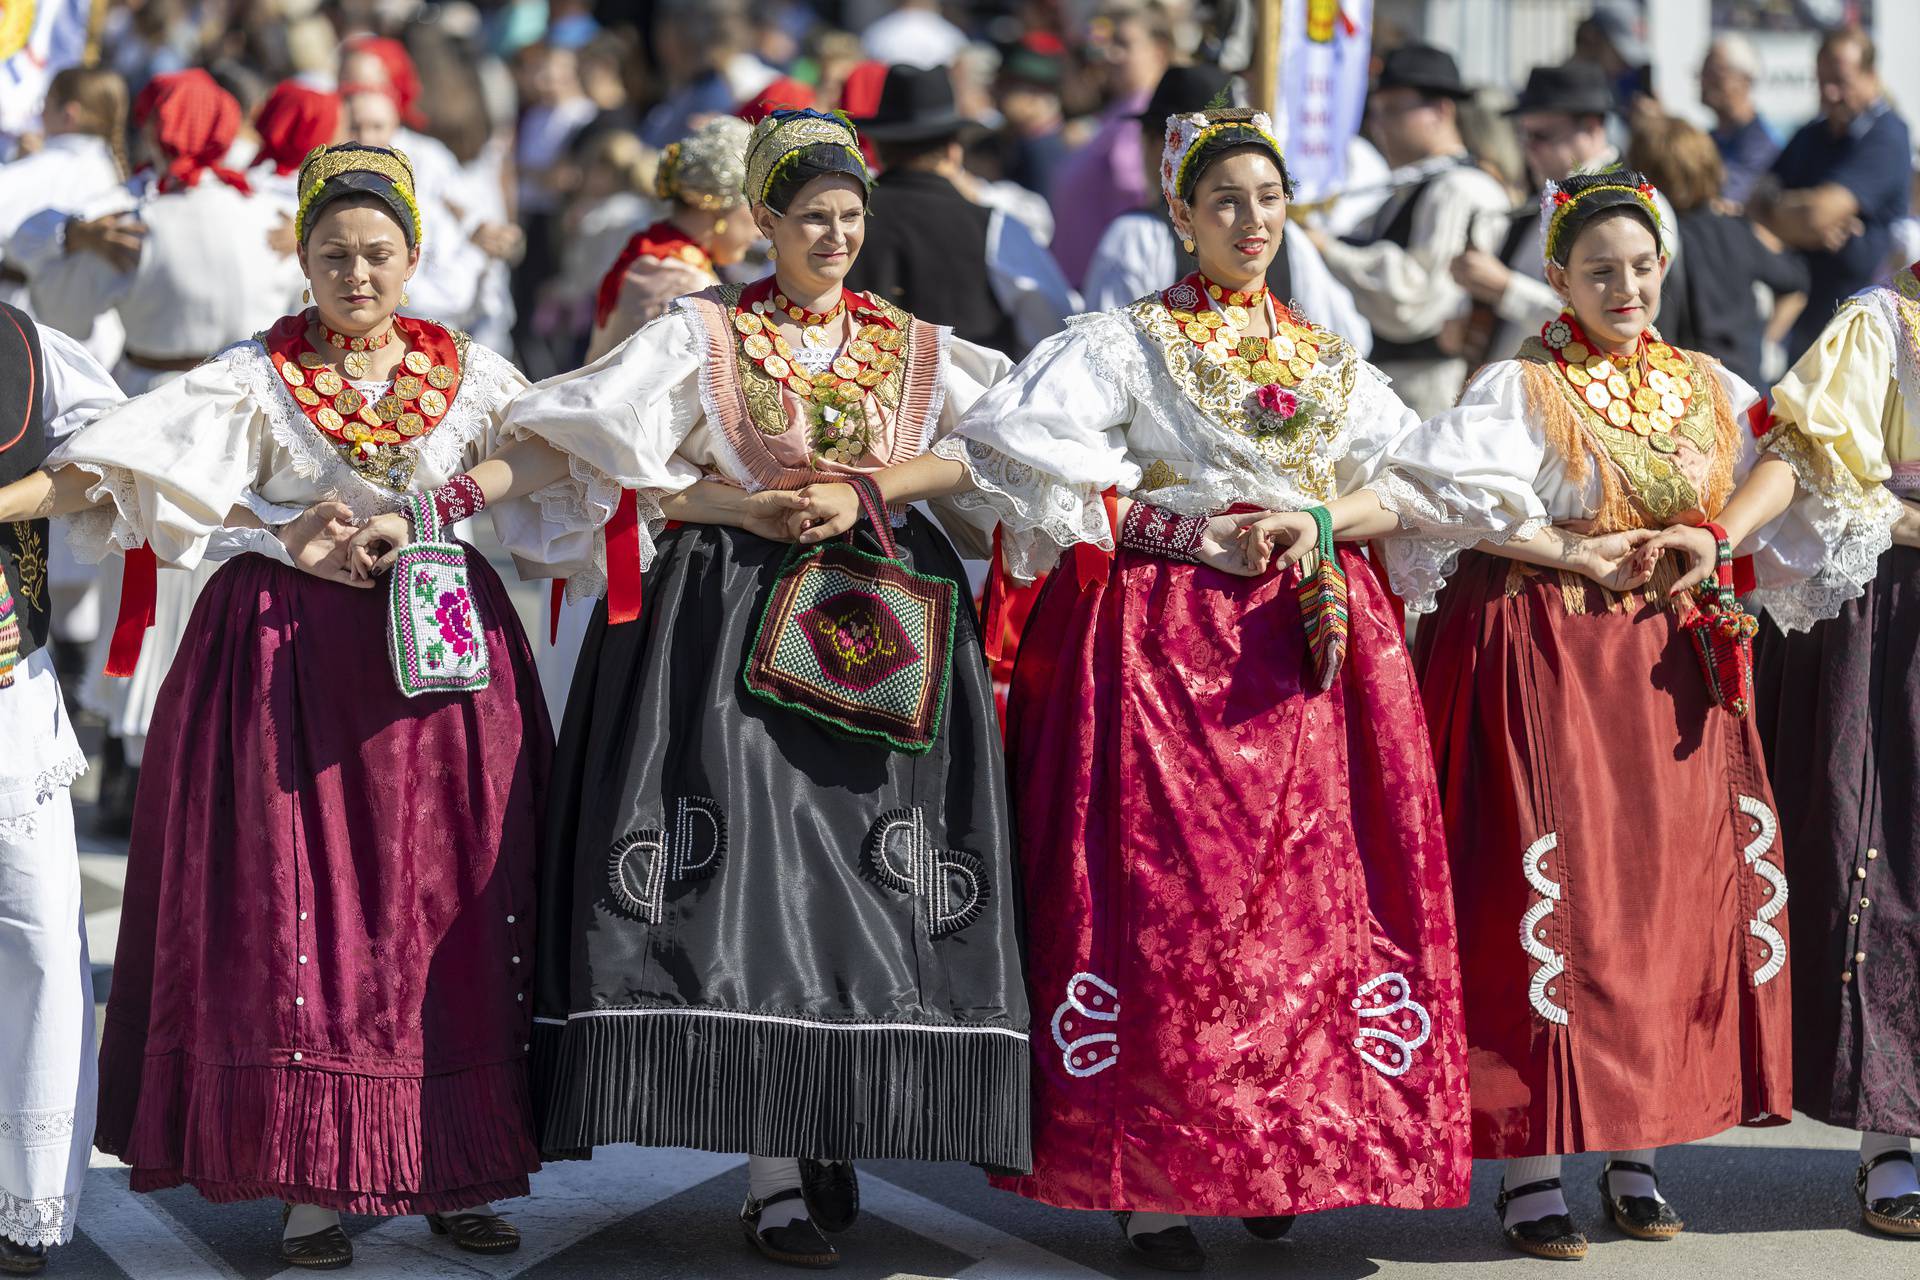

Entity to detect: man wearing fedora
[1449,60,1681,367]
[1081,64,1370,353]
[849,64,1075,360]
[1308,44,1509,419]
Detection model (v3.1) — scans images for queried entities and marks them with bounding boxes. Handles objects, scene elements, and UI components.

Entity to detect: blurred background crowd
[0,0,1906,394]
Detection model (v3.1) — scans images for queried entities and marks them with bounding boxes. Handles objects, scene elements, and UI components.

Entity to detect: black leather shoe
[279,1205,352,1270]
[1241,1215,1295,1240]
[740,1189,839,1269]
[1495,1178,1587,1260]
[0,1238,46,1276]
[424,1211,521,1253]
[799,1160,859,1233]
[1858,1151,1920,1238]
[1114,1212,1205,1272]
[1597,1160,1684,1240]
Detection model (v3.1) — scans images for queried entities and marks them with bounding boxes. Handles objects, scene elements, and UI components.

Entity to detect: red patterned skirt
[1413,552,1792,1157]
[95,552,548,1213]
[991,546,1471,1216]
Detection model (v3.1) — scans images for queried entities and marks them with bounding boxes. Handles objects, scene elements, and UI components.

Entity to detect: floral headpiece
[294,142,421,246]
[657,116,752,211]
[742,108,871,209]
[1539,173,1664,267]
[1160,108,1285,208]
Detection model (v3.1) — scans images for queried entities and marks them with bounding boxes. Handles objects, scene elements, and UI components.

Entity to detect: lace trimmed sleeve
[931,317,1140,581]
[1370,360,1554,613]
[1742,310,1904,631]
[498,309,707,587]
[49,348,266,568]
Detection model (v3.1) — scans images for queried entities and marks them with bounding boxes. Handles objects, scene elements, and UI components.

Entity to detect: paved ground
[47,548,1920,1278]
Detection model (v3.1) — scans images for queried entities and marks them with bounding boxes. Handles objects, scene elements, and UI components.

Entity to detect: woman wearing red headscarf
[251,82,343,207]
[9,69,310,835]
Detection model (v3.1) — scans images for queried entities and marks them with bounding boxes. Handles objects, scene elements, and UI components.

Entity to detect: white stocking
[283,1205,340,1240]
[747,1154,810,1230]
[1501,1155,1566,1226]
[1124,1212,1189,1238]
[1608,1147,1665,1202]
[1862,1132,1918,1201]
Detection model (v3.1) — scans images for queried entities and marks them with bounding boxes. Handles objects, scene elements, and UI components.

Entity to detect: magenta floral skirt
[95,549,549,1213]
[992,547,1471,1216]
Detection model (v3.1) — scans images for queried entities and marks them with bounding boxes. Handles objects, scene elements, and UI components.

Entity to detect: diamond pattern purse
[744,474,958,754]
[387,490,491,697]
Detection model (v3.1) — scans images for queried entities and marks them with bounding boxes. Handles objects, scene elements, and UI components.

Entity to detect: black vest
[1342,164,1465,363]
[0,302,49,661]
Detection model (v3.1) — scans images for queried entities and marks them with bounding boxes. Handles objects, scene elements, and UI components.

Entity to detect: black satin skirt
[531,513,1031,1169]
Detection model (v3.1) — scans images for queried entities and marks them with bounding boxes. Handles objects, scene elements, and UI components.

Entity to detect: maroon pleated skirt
[1413,551,1792,1157]
[95,550,548,1213]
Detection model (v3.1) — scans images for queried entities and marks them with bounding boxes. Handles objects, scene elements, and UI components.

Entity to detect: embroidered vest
[679,285,947,491]
[1514,336,1739,532]
[0,303,50,661]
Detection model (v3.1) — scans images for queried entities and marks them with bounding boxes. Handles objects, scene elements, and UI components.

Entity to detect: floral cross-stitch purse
[744,474,958,754]
[387,490,490,697]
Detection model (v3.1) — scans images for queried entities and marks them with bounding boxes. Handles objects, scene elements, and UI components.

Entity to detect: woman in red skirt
[1369,171,1897,1258]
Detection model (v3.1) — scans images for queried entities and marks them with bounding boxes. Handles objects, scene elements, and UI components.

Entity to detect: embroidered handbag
[744,474,958,754]
[1680,521,1758,717]
[1297,506,1349,692]
[387,489,491,697]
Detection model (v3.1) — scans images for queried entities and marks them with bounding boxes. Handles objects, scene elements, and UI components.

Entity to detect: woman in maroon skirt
[1370,172,1896,1259]
[820,106,1474,1272]
[0,144,604,1267]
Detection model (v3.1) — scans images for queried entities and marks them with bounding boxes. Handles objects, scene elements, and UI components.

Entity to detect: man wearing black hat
[1306,44,1510,418]
[848,64,1074,360]
[1450,60,1680,367]
[1080,64,1371,353]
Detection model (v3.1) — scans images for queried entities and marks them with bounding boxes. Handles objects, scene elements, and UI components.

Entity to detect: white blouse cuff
[931,434,1112,583]
[1746,423,1903,632]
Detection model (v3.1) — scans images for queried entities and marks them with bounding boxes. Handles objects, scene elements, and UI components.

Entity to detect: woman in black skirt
[501,108,1028,1268]
[1753,265,1920,1238]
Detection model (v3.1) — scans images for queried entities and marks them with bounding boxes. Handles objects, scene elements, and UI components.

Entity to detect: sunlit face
[298,200,419,334]
[754,175,867,296]
[1368,87,1448,169]
[344,90,400,148]
[1171,147,1287,286]
[1104,15,1166,96]
[706,203,760,268]
[1698,50,1749,118]
[1817,43,1879,130]
[1546,210,1665,351]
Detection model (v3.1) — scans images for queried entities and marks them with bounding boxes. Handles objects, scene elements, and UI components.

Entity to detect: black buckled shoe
[424,1210,521,1253]
[1858,1151,1920,1238]
[279,1205,352,1270]
[1241,1215,1295,1240]
[1114,1212,1205,1273]
[1597,1160,1684,1240]
[0,1238,46,1276]
[799,1160,859,1233]
[1495,1178,1587,1261]
[741,1188,840,1269]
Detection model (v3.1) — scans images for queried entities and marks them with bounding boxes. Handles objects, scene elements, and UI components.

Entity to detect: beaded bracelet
[430,474,488,527]
[1119,500,1208,563]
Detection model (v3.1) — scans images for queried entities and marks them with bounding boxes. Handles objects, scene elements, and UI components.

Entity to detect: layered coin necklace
[1541,310,1695,451]
[1162,272,1321,386]
[271,314,462,488]
[733,280,906,464]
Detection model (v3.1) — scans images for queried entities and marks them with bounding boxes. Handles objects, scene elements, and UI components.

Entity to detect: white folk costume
[0,308,124,1251]
[935,109,1472,1219]
[509,111,1032,1176]
[1372,176,1896,1173]
[49,145,586,1214]
[14,72,309,795]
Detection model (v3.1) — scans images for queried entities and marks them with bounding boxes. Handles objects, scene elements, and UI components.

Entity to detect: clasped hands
[272,502,423,588]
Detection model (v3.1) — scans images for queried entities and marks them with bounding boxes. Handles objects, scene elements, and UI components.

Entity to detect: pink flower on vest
[1253,383,1299,419]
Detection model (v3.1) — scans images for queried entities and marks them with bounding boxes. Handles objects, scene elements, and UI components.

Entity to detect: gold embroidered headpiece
[742,109,871,210]
[295,143,422,246]
[1540,170,1664,266]
[1161,107,1288,207]
[657,116,752,211]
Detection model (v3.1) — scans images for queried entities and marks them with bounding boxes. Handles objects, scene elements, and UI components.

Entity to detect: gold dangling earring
[1182,237,1196,254]
[401,289,409,306]
[767,242,776,260]
[302,287,311,304]
[714,216,728,236]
